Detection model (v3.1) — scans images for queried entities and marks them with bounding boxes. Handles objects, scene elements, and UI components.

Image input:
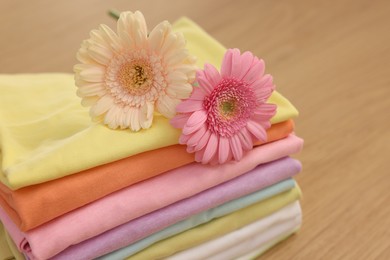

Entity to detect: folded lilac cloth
[1,135,303,260]
[50,158,301,259]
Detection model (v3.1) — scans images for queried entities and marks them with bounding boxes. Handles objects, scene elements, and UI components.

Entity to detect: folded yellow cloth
[0,17,298,189]
[127,185,301,260]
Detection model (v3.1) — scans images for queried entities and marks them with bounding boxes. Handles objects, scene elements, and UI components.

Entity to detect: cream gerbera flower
[74,11,196,131]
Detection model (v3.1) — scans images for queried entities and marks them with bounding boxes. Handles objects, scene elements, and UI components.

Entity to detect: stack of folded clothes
[0,16,303,260]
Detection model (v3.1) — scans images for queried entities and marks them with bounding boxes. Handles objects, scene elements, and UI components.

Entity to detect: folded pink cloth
[1,134,303,260]
[51,159,300,259]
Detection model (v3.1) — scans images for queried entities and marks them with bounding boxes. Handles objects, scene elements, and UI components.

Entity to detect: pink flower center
[204,78,257,137]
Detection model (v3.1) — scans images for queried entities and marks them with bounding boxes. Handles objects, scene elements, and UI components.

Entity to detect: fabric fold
[235,229,299,260]
[1,155,302,260]
[122,185,301,260]
[167,201,302,260]
[51,178,298,259]
[94,179,296,260]
[208,217,300,260]
[0,119,294,231]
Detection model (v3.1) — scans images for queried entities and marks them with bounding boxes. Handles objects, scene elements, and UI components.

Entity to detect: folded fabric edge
[0,121,297,233]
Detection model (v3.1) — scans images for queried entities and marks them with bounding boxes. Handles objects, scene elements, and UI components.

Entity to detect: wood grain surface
[1,0,389,259]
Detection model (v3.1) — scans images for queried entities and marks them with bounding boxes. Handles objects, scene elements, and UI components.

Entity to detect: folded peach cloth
[0,120,293,231]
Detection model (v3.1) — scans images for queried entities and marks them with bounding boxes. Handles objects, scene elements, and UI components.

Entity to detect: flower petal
[174,64,197,79]
[168,71,188,84]
[252,103,277,122]
[79,67,105,83]
[118,108,128,129]
[179,134,191,144]
[182,110,207,135]
[237,127,253,151]
[243,58,265,84]
[165,49,189,67]
[129,107,141,131]
[90,95,114,117]
[194,148,205,163]
[251,74,274,102]
[237,51,255,80]
[134,11,148,41]
[229,134,243,161]
[148,21,169,53]
[98,24,122,52]
[89,29,111,50]
[196,70,213,94]
[195,129,212,151]
[87,45,113,65]
[117,11,148,48]
[148,29,162,52]
[204,63,222,87]
[117,12,135,48]
[179,133,191,144]
[76,51,95,65]
[230,48,243,79]
[133,23,146,47]
[76,41,97,65]
[186,110,207,127]
[253,85,274,102]
[176,99,203,113]
[221,49,234,78]
[170,113,191,128]
[189,87,206,101]
[218,136,230,164]
[256,74,273,87]
[81,96,99,107]
[139,102,154,129]
[246,120,267,142]
[163,32,186,56]
[123,107,131,128]
[73,63,95,71]
[76,83,106,97]
[186,144,196,153]
[104,105,122,129]
[202,133,218,164]
[166,82,193,99]
[187,124,207,147]
[156,94,180,118]
[160,30,177,55]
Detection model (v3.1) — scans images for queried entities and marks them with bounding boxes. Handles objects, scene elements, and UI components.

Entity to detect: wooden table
[1,0,389,259]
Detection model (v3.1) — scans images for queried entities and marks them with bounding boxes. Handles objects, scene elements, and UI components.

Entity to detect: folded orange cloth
[0,120,294,231]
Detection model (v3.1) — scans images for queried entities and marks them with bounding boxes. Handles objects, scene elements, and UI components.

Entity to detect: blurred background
[1,0,389,258]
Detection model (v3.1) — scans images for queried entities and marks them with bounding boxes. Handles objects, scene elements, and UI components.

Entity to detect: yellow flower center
[105,51,166,107]
[117,61,153,95]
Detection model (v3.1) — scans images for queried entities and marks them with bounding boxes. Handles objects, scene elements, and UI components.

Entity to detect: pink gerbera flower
[171,48,277,164]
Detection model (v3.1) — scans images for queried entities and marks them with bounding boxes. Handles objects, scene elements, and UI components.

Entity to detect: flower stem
[108,9,120,20]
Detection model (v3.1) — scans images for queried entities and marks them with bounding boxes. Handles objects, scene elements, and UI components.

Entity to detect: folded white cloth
[167,201,302,260]
[236,227,299,260]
